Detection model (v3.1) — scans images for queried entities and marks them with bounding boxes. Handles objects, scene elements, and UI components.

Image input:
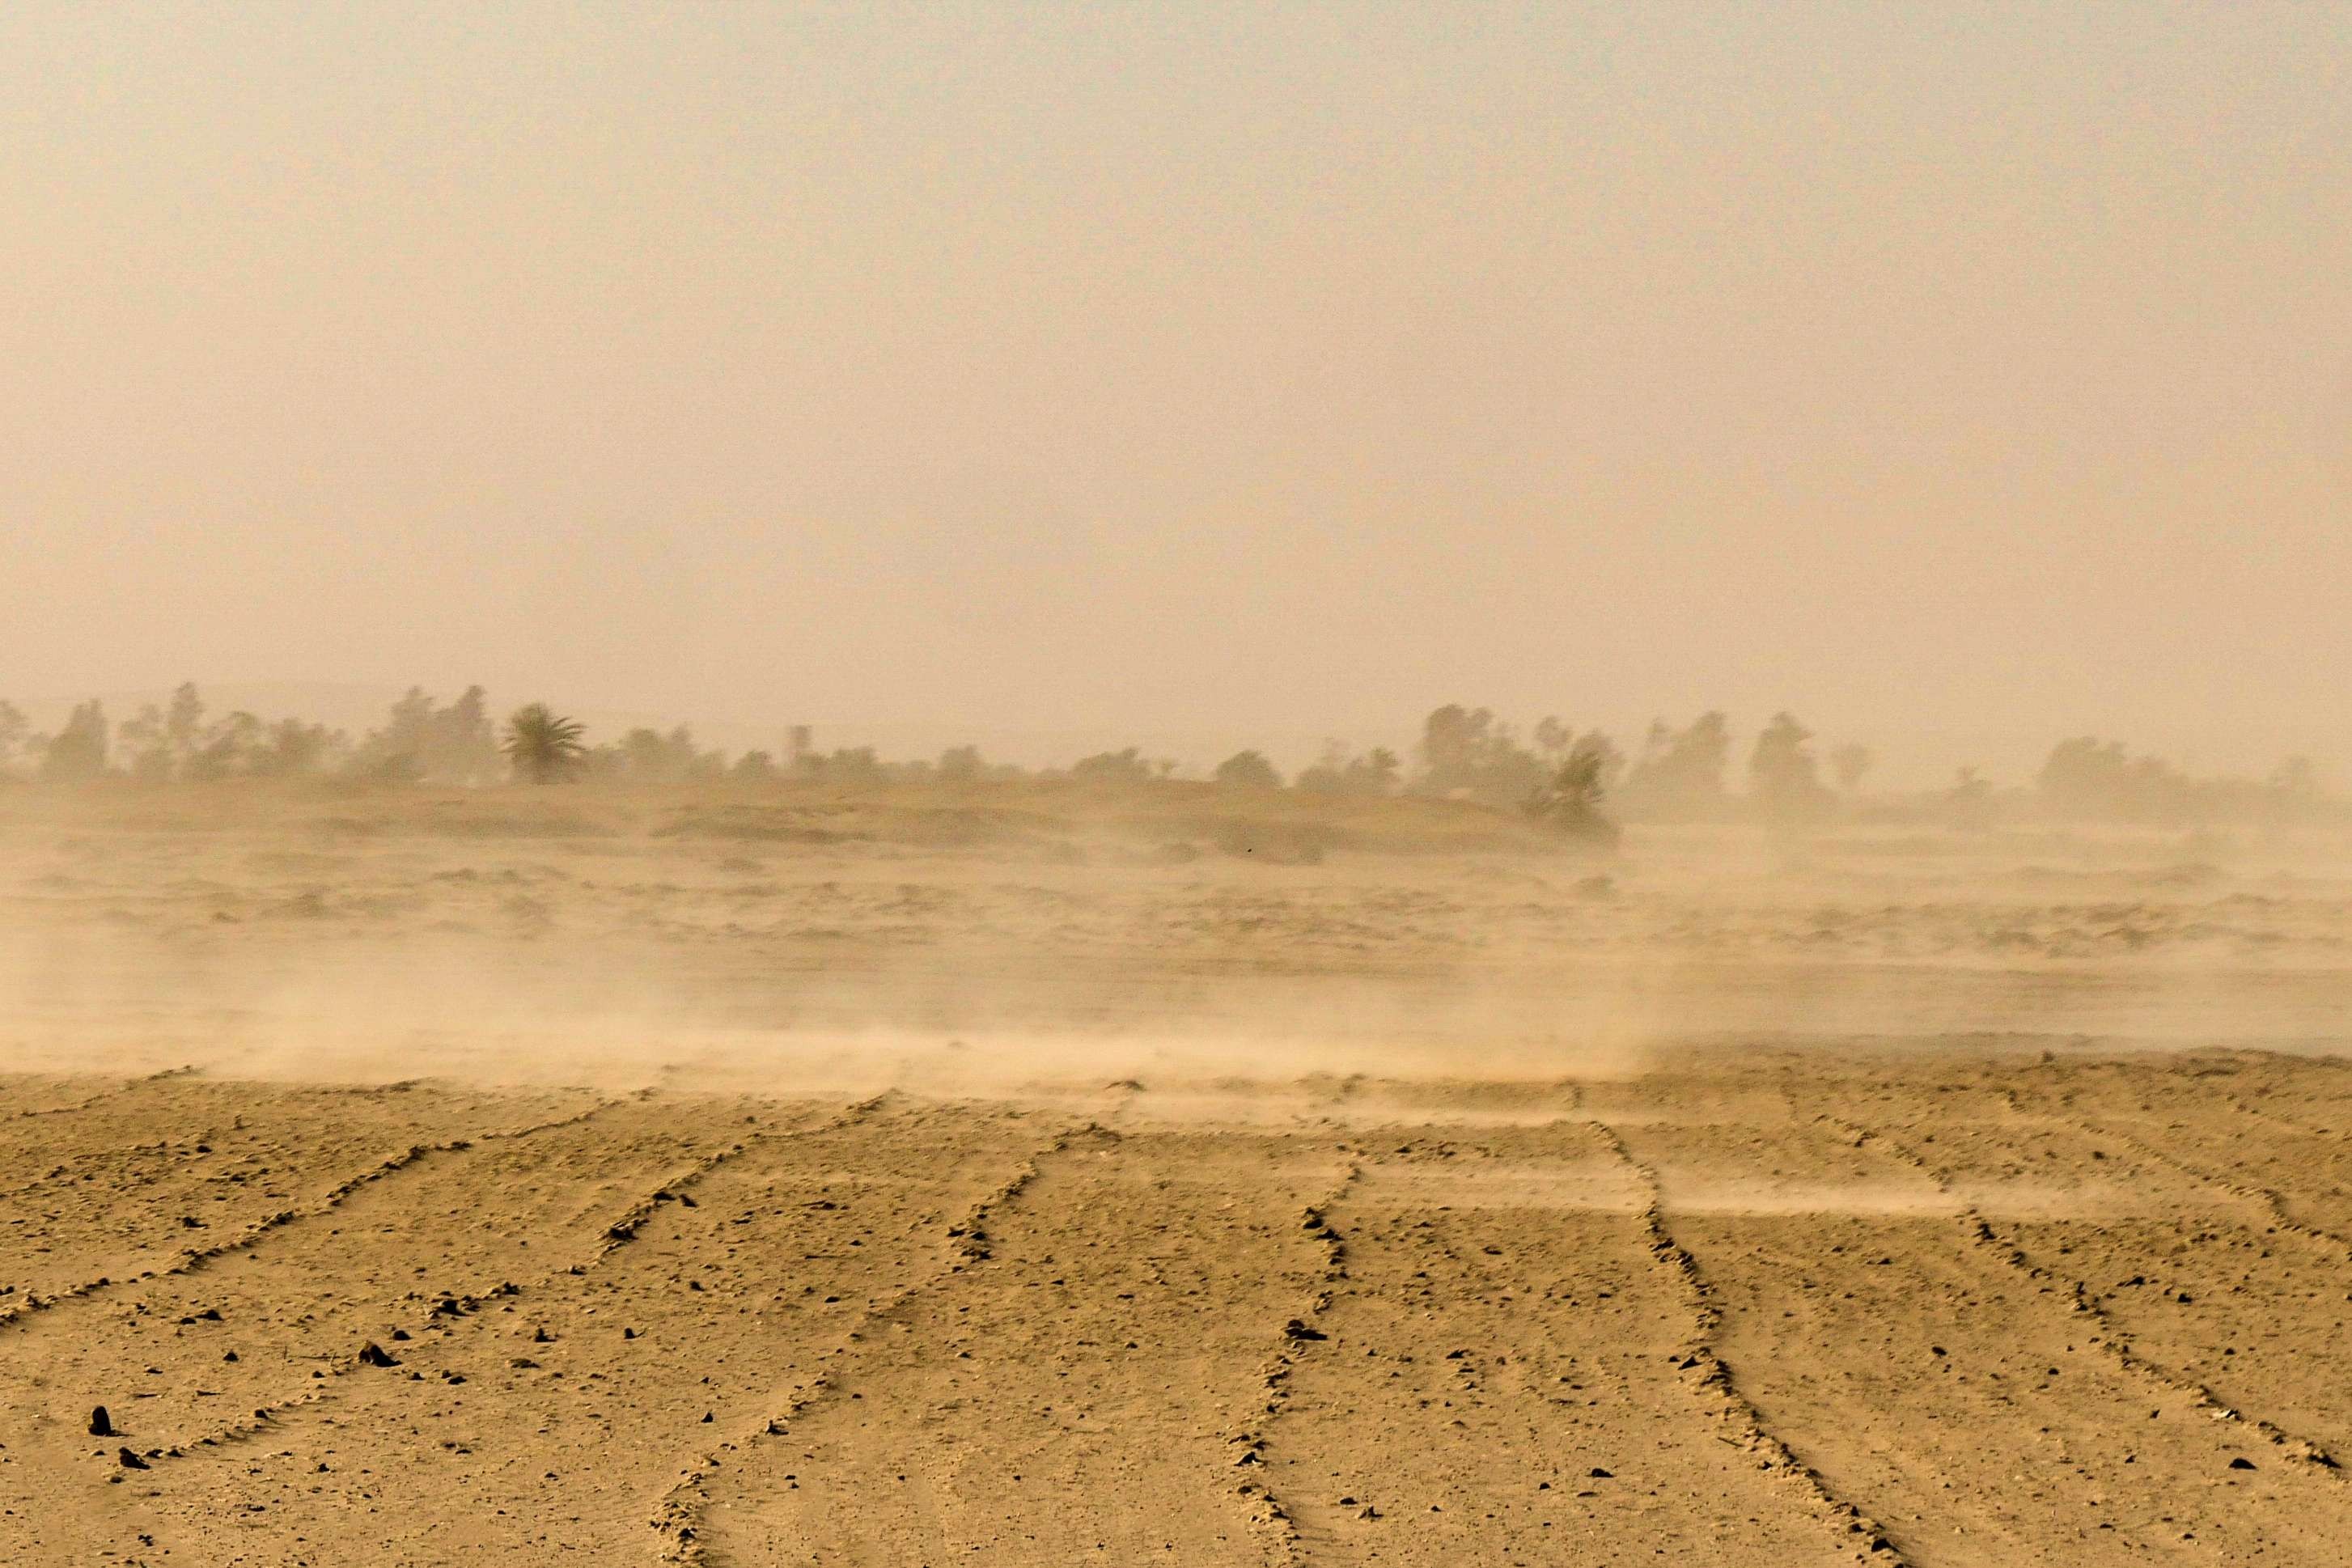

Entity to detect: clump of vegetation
[0,682,2341,832]
[1294,744,1400,796]
[1213,750,1282,790]
[1070,748,1170,785]
[1618,712,1731,819]
[350,686,502,783]
[580,724,724,783]
[0,701,28,776]
[104,684,348,782]
[501,705,587,784]
[1523,744,1621,848]
[39,699,109,783]
[1748,711,1835,825]
[2033,737,2325,825]
[1945,766,1998,832]
[935,744,986,783]
[1416,704,1548,804]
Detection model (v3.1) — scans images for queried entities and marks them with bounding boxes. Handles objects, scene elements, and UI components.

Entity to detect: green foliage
[1524,741,1621,847]
[936,744,986,783]
[1070,748,1163,785]
[598,725,721,782]
[1295,744,1400,797]
[0,701,27,773]
[351,686,502,784]
[1213,750,1282,790]
[40,700,109,782]
[1749,711,1834,824]
[1415,705,1547,804]
[1620,713,1731,818]
[797,745,884,783]
[2032,737,2324,824]
[502,704,588,784]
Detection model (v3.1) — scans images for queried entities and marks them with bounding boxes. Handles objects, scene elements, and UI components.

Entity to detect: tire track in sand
[2,1065,199,1121]
[0,1075,460,1215]
[1591,1120,1914,1564]
[139,1095,888,1464]
[107,1096,1043,1566]
[1820,1107,2349,1480]
[1993,1083,2352,1262]
[1226,1157,1361,1562]
[1624,1080,2351,1566]
[651,1114,1119,1562]
[1250,1101,1875,1568]
[670,1086,1342,1567]
[1925,1072,2352,1464]
[0,1087,643,1557]
[0,1089,620,1333]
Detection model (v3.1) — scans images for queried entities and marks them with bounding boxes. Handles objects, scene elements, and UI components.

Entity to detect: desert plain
[3,780,2350,1566]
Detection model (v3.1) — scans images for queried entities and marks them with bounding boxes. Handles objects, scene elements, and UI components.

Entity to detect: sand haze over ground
[6,4,2350,1563]
[4,782,2352,1564]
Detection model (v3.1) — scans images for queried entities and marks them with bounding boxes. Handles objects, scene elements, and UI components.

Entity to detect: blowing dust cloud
[3,5,2348,1563]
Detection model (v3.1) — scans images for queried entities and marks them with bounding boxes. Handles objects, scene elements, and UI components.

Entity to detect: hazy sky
[4,3,2346,775]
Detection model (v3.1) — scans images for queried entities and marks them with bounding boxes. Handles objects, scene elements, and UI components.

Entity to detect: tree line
[0,685,2338,830]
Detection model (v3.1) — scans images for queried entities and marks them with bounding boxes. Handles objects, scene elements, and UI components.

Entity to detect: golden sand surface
[3,783,2350,1564]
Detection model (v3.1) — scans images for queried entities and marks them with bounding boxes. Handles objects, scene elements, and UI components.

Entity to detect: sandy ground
[3,783,2351,1564]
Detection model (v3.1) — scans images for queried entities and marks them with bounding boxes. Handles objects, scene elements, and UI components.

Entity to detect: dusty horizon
[6,3,2346,782]
[5,675,2347,795]
[11,8,2352,1563]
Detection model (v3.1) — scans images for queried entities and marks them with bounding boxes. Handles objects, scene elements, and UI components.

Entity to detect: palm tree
[502,704,587,783]
[1524,747,1620,847]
